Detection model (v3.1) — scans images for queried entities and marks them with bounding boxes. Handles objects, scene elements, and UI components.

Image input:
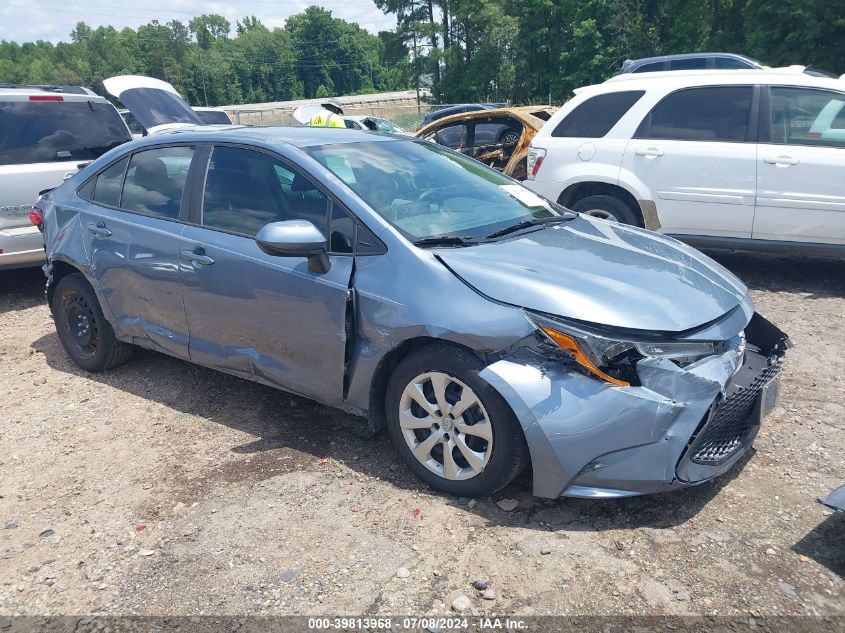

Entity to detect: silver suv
[0,84,131,269]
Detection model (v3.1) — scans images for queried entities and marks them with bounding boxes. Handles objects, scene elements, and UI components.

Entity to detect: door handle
[763,155,799,166]
[181,249,215,266]
[634,147,664,158]
[87,222,112,238]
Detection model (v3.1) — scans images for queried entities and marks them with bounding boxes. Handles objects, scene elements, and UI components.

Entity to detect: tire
[500,131,520,146]
[52,273,134,372]
[571,194,642,226]
[385,342,528,497]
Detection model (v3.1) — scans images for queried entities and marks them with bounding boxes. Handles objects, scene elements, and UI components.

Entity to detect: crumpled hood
[436,216,747,333]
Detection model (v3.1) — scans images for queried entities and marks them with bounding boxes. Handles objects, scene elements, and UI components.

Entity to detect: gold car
[415,106,557,180]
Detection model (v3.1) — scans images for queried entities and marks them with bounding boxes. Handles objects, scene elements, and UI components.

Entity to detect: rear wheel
[385,343,528,497]
[53,273,133,372]
[571,194,641,226]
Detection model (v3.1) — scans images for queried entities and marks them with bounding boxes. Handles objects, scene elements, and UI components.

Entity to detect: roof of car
[596,67,844,91]
[625,52,759,64]
[0,83,99,96]
[132,125,404,149]
[0,86,106,99]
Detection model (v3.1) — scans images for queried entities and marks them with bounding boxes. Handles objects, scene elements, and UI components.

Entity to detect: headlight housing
[527,312,719,387]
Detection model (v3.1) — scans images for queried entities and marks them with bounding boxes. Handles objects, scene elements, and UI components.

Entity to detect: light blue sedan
[35,126,789,499]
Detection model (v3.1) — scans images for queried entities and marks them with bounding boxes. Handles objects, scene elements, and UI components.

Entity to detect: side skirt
[669,234,845,259]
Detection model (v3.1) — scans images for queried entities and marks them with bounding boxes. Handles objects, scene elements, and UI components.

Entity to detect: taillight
[29,208,44,230]
[527,147,546,181]
[29,95,63,101]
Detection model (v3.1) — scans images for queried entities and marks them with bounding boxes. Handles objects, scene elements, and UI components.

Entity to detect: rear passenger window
[767,87,845,149]
[715,57,753,70]
[552,91,645,138]
[92,157,128,207]
[669,58,708,70]
[636,86,753,142]
[202,146,328,237]
[0,99,130,166]
[121,146,194,219]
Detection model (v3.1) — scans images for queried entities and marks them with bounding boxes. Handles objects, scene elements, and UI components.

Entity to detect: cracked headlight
[527,312,718,387]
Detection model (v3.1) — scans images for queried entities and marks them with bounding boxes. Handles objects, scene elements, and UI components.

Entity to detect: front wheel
[52,273,134,372]
[385,343,528,497]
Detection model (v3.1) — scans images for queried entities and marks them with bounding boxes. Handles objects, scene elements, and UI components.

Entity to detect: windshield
[370,118,401,133]
[307,140,561,241]
[0,99,131,166]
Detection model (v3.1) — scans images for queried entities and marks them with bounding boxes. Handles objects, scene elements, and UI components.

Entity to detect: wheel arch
[45,257,117,325]
[367,337,526,439]
[368,336,461,433]
[557,181,647,227]
[46,258,88,310]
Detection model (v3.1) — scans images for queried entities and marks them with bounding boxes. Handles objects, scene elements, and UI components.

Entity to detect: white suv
[0,85,131,269]
[526,69,845,256]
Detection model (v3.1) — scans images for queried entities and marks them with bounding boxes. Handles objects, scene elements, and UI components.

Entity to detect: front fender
[480,360,687,498]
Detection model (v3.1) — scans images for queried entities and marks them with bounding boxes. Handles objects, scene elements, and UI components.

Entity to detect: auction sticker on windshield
[499,184,550,210]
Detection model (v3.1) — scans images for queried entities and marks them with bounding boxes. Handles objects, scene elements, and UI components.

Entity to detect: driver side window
[201,146,329,236]
[429,124,467,151]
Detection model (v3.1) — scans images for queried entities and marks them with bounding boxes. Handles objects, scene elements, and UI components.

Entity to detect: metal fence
[229,102,506,133]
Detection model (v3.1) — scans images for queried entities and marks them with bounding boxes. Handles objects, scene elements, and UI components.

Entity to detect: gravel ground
[0,251,842,619]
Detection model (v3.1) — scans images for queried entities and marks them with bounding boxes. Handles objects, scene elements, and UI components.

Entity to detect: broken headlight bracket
[525,311,724,387]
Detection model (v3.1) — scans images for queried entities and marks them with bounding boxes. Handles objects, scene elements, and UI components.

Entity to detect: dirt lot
[0,251,843,619]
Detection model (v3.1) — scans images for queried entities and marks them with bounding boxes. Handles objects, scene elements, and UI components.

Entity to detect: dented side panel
[46,194,191,358]
[84,207,189,358]
[344,251,535,416]
[180,224,354,405]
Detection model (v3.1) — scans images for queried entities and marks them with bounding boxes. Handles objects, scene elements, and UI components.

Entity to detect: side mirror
[255,220,330,274]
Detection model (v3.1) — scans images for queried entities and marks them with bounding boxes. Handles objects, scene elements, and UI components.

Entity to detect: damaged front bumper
[480,313,790,499]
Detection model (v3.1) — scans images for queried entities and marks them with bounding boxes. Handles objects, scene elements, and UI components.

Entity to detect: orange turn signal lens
[539,325,630,387]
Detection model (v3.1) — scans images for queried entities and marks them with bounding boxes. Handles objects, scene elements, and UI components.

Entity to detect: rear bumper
[481,313,789,499]
[0,224,44,269]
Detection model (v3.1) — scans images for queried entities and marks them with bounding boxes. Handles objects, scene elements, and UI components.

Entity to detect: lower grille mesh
[690,360,782,465]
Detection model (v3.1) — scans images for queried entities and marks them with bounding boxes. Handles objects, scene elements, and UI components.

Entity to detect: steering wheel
[419,183,467,204]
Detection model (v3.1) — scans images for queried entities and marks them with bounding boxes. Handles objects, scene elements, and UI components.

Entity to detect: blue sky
[0,0,397,43]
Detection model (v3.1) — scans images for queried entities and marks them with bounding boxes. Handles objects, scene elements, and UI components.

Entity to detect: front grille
[689,359,782,465]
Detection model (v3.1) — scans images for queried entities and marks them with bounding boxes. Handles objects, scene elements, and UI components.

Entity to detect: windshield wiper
[412,235,480,248]
[484,215,573,240]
